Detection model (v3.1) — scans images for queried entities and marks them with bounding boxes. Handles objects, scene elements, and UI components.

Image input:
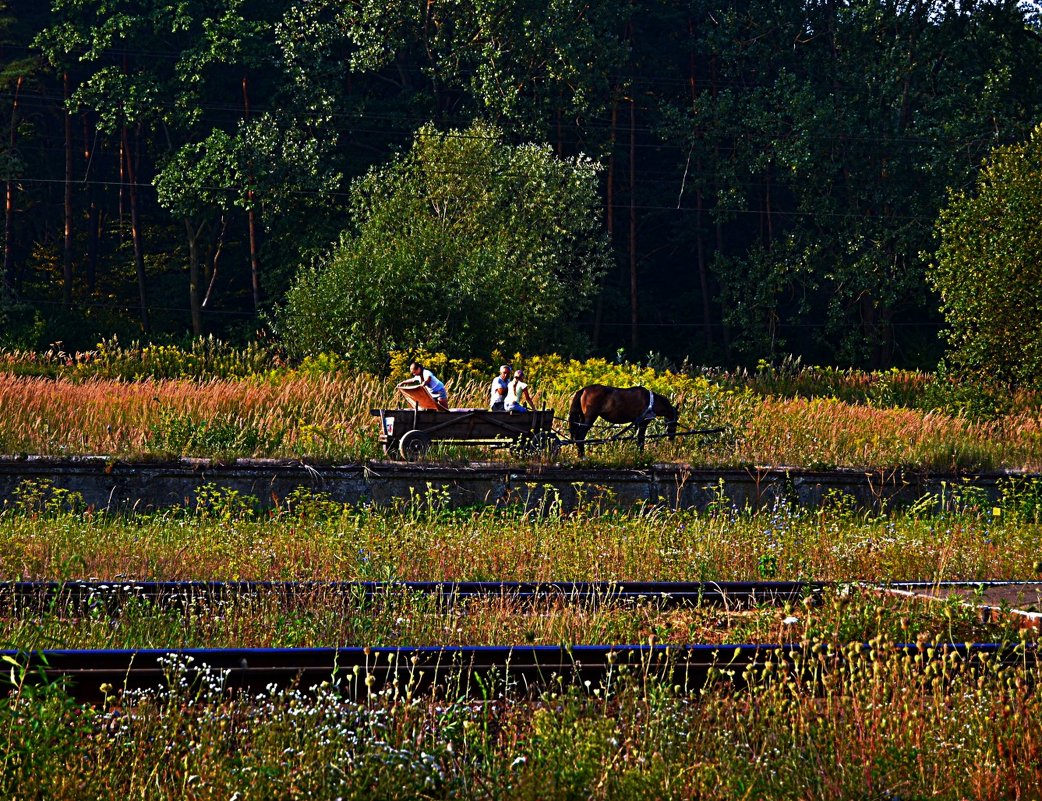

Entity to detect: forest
[1,0,1041,369]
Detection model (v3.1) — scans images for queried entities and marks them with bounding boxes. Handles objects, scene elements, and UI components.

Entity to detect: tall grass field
[2,343,1042,798]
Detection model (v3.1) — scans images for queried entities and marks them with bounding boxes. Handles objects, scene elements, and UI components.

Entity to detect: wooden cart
[372,407,560,461]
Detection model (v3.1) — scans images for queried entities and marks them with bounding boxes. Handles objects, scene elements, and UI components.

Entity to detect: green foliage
[0,336,277,381]
[662,0,1042,367]
[930,122,1042,387]
[281,487,352,523]
[277,120,610,370]
[997,477,1042,524]
[0,654,91,797]
[919,360,1013,421]
[154,129,242,222]
[11,479,84,517]
[193,483,258,523]
[0,292,42,351]
[147,409,284,457]
[87,335,275,380]
[8,0,1042,364]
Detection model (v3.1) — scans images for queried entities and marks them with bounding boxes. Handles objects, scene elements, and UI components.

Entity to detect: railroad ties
[1,581,1035,705]
[0,579,822,616]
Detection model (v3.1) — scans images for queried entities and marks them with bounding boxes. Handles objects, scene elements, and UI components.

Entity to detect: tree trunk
[606,100,617,240]
[3,75,23,294]
[689,21,712,351]
[242,73,261,311]
[122,125,149,330]
[63,73,75,310]
[629,96,638,353]
[86,204,101,294]
[593,98,619,350]
[710,53,729,349]
[764,163,773,248]
[202,216,226,308]
[185,217,204,335]
[82,115,99,294]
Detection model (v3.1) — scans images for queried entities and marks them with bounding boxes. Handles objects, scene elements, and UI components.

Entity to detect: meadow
[3,343,1042,798]
[0,368,1041,470]
[2,493,1042,798]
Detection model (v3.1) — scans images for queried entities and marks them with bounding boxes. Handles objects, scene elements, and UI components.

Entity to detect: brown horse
[568,385,678,458]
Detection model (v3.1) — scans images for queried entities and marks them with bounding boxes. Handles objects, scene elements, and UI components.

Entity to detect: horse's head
[654,392,679,440]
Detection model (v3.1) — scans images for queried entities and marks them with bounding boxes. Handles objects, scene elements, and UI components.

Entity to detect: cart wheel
[399,430,431,461]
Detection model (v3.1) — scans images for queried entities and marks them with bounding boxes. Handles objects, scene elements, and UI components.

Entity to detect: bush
[276,121,610,369]
[929,122,1042,387]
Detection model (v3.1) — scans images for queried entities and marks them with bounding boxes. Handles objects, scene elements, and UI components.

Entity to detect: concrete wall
[1,456,1037,514]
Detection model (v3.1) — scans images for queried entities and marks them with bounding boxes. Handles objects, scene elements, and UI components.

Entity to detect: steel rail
[3,641,1035,706]
[0,580,825,616]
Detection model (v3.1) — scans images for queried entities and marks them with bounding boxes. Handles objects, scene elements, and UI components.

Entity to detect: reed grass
[2,373,1041,469]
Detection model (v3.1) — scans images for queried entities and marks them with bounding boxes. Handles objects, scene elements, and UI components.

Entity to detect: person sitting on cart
[505,368,534,412]
[410,361,448,407]
[489,364,512,411]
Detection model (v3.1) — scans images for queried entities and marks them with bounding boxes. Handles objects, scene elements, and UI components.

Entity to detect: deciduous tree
[929,122,1042,387]
[277,121,609,370]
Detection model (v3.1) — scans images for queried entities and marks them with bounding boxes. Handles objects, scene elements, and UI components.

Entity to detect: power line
[9,295,258,318]
[0,87,1020,152]
[9,295,945,329]
[2,174,947,222]
[594,320,943,328]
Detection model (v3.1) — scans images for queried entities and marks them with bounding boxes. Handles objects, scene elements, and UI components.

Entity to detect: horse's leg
[575,412,596,458]
[571,412,597,459]
[636,421,648,452]
[568,390,586,458]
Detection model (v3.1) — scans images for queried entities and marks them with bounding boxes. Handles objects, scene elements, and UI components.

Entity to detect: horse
[567,384,678,458]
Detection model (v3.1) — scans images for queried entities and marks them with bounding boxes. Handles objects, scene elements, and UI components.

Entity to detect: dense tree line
[1,0,1040,369]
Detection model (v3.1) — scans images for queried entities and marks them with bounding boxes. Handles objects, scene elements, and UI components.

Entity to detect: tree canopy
[929,122,1042,387]
[276,121,609,370]
[1,0,1040,368]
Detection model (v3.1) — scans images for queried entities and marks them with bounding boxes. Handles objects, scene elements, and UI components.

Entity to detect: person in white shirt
[409,361,448,406]
[489,364,512,410]
[505,368,534,412]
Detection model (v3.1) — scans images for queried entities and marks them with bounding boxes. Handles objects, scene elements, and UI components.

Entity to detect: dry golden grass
[735,396,1042,471]
[1,373,1041,469]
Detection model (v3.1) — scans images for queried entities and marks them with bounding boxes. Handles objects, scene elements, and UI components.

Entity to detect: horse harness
[639,388,656,422]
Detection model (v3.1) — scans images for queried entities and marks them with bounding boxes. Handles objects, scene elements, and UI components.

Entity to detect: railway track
[0,579,825,615]
[4,580,1038,705]
[6,579,1039,616]
[3,641,1035,706]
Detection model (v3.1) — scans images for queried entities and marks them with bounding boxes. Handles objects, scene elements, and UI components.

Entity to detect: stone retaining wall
[0,456,1037,514]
